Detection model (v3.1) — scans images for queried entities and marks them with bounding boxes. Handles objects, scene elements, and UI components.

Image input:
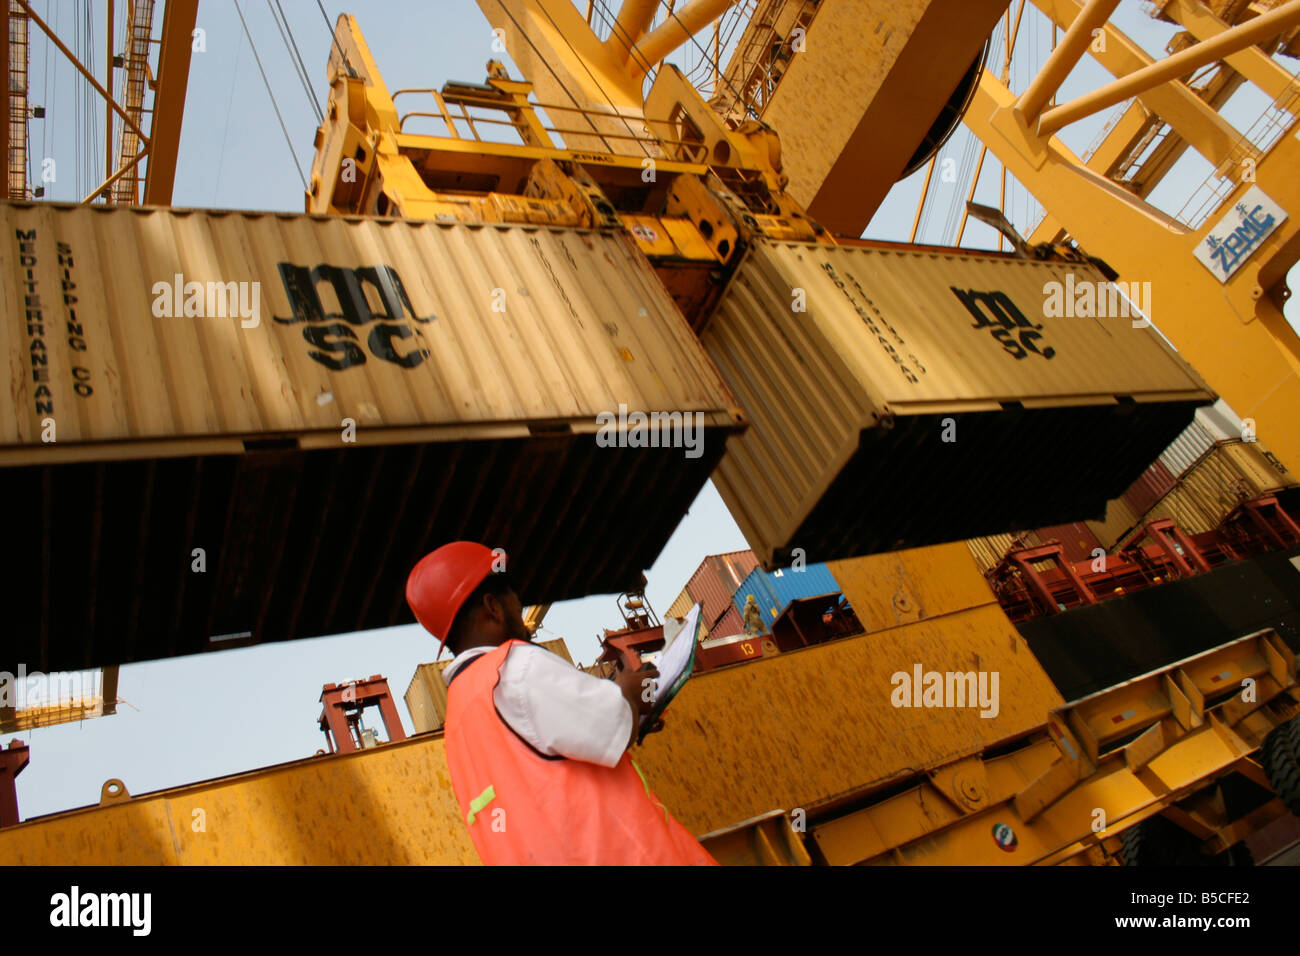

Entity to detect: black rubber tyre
[1261,715,1300,816]
[1120,814,1251,867]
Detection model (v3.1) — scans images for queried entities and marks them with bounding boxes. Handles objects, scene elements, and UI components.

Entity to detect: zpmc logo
[273,263,435,370]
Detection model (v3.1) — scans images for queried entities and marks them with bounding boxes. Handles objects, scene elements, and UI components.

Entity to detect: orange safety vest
[444,640,718,866]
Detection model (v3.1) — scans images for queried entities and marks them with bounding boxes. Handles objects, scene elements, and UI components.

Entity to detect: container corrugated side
[966,533,1018,574]
[1159,420,1217,478]
[1,202,746,670]
[704,240,1214,566]
[405,661,451,734]
[666,588,695,620]
[685,551,759,630]
[1086,497,1141,550]
[732,562,842,628]
[1033,522,1104,565]
[706,606,745,643]
[1121,459,1177,516]
[1,203,741,450]
[1136,443,1295,537]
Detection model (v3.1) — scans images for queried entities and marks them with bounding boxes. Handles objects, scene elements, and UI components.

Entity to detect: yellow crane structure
[2,0,1300,866]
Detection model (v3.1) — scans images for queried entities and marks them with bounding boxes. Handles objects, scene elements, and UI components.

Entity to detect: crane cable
[314,0,356,78]
[266,0,323,124]
[233,0,308,189]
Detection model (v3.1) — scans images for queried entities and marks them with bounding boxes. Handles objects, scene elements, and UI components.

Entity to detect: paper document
[639,602,702,741]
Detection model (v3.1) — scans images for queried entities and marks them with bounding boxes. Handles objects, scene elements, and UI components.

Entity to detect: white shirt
[443,642,632,768]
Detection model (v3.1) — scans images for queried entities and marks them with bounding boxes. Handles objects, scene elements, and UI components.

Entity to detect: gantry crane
[2,0,1299,866]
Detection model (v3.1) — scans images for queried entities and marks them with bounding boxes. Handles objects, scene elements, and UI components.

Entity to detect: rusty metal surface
[704,240,1214,566]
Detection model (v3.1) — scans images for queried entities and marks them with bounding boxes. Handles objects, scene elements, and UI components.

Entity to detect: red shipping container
[706,606,745,642]
[1032,522,1104,565]
[1121,459,1177,517]
[685,550,759,631]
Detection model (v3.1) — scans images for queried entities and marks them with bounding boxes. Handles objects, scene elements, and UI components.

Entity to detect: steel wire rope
[233,0,307,189]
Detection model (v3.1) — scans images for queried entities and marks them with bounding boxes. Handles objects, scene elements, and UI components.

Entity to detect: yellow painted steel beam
[476,0,645,153]
[0,736,482,864]
[0,543,1063,863]
[1038,0,1300,134]
[626,0,737,77]
[971,70,1300,468]
[753,0,1008,237]
[1164,0,1298,101]
[636,543,1066,836]
[811,631,1297,865]
[1015,0,1122,122]
[1031,0,1248,174]
[140,0,198,206]
[607,0,661,64]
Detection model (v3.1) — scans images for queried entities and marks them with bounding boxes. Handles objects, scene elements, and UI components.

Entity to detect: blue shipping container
[732,563,843,628]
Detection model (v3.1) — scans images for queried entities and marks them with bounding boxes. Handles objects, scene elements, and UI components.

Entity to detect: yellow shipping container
[405,637,574,733]
[703,240,1214,567]
[0,202,744,670]
[1127,441,1298,542]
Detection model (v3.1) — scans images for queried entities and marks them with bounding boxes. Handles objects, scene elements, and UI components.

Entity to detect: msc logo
[950,287,1056,361]
[273,263,435,370]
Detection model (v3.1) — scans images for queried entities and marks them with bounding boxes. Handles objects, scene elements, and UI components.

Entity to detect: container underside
[768,400,1206,566]
[4,431,730,672]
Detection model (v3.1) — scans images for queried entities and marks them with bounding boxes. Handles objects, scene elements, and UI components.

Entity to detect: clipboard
[638,602,703,743]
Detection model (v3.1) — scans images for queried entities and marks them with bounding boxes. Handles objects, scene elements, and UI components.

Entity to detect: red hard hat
[406,542,504,653]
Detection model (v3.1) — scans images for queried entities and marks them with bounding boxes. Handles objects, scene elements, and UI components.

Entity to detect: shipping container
[966,532,1020,574]
[0,202,745,671]
[666,588,695,621]
[1121,459,1177,516]
[702,240,1214,567]
[707,606,746,643]
[1158,418,1217,478]
[684,550,760,630]
[1128,441,1297,542]
[1086,496,1142,550]
[405,661,453,734]
[1194,400,1246,443]
[732,562,842,628]
[404,636,573,734]
[1031,522,1104,565]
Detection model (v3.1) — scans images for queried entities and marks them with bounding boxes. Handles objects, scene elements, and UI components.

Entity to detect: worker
[742,593,766,637]
[405,541,718,866]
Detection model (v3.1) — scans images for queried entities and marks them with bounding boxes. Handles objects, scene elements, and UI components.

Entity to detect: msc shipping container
[0,202,745,671]
[703,240,1215,567]
[732,562,842,629]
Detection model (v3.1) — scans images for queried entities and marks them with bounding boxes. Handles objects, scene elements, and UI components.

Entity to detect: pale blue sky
[9,0,1299,821]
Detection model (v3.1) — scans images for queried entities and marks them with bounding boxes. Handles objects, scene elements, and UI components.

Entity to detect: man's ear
[481,591,506,625]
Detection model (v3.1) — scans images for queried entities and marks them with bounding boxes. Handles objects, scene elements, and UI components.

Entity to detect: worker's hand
[614,663,660,719]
